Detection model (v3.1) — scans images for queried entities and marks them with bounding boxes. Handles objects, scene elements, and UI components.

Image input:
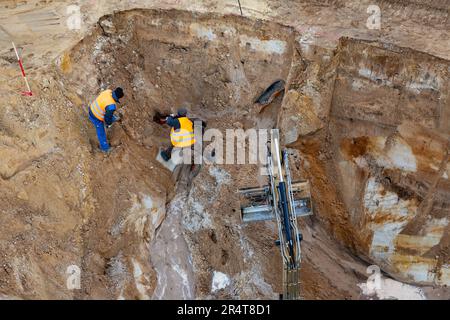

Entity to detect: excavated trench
[65,9,449,299]
[2,8,446,299]
[61,9,297,299]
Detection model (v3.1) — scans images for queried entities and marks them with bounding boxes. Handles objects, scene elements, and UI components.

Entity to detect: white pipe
[273,132,284,182]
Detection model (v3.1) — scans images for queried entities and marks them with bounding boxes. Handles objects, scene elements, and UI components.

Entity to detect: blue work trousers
[88,109,110,151]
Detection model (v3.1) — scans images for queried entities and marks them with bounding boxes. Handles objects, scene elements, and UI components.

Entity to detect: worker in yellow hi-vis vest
[88,87,124,152]
[160,108,196,161]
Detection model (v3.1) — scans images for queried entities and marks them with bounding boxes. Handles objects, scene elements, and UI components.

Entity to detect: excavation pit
[2,7,447,300]
[61,9,298,299]
[60,9,450,299]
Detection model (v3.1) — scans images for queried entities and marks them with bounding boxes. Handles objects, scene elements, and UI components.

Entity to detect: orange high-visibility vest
[89,89,116,122]
[170,117,195,148]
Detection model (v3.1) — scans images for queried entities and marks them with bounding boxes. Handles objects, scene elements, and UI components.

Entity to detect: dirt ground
[0,2,449,300]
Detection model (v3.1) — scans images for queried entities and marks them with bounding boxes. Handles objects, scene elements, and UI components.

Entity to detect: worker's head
[113,87,124,101]
[177,107,187,117]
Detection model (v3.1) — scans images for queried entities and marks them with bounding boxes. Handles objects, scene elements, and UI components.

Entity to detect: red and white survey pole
[12,42,33,96]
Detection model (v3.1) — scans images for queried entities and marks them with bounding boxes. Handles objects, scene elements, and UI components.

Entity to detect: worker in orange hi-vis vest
[160,108,196,161]
[88,87,124,152]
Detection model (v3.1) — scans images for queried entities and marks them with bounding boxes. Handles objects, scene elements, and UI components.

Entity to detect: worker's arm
[104,104,117,126]
[166,116,181,130]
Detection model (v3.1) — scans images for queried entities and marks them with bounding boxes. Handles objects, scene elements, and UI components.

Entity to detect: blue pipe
[278,181,295,267]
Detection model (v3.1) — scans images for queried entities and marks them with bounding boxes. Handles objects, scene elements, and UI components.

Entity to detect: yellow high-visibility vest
[170,117,195,148]
[89,89,116,122]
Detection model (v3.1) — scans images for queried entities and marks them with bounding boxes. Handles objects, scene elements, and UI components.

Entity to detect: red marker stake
[12,42,33,96]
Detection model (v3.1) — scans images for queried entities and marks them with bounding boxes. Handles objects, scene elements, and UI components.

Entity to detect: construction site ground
[0,1,449,300]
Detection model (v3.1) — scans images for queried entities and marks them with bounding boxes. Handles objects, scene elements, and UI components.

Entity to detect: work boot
[160,150,171,161]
